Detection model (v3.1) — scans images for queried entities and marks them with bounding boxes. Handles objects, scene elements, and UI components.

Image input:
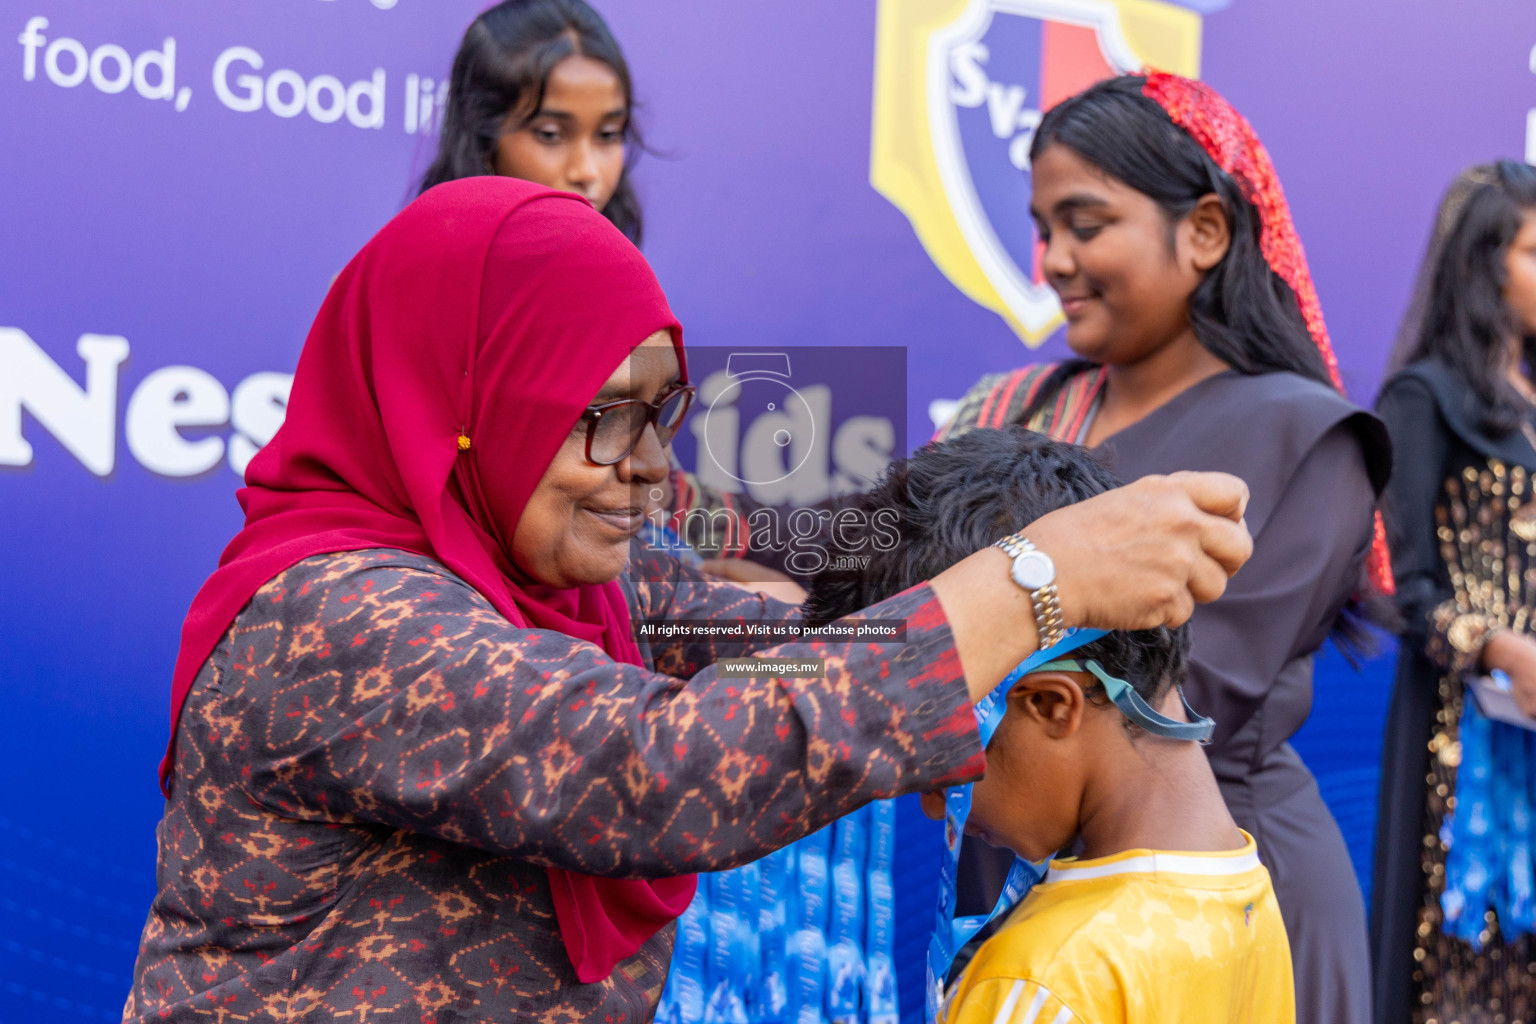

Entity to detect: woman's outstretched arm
[194,473,1249,876]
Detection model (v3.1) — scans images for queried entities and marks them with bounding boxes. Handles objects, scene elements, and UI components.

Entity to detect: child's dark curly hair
[802,426,1189,706]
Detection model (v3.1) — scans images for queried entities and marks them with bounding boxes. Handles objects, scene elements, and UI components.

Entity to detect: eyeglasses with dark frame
[579,383,696,466]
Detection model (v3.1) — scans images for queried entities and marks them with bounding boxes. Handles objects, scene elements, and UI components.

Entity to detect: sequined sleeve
[208,549,983,878]
[1422,464,1536,675]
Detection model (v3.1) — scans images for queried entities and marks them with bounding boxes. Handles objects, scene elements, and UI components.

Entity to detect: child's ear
[1010,671,1086,739]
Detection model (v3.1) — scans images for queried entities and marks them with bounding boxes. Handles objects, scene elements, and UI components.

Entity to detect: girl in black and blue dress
[1374,161,1536,1024]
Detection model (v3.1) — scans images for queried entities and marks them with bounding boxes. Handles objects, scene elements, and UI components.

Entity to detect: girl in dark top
[420,0,643,243]
[1373,161,1536,1024]
[936,73,1389,1024]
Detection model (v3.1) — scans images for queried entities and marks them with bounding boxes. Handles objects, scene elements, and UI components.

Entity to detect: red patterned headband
[1141,71,1394,595]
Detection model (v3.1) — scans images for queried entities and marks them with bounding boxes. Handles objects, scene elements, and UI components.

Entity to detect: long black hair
[1022,75,1332,416]
[1026,75,1393,644]
[1394,161,1536,435]
[418,0,645,244]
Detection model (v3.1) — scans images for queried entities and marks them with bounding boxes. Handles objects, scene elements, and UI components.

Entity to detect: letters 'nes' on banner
[4,6,474,483]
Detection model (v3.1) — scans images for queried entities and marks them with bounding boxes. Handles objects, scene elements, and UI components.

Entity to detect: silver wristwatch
[993,531,1065,648]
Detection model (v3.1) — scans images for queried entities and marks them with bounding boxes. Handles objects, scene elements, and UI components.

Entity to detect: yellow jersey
[940,833,1294,1024]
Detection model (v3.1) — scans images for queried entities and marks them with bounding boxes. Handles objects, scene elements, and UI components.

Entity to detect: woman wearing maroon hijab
[122,177,1252,1022]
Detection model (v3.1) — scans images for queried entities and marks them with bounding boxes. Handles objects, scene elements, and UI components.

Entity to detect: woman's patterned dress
[122,544,983,1023]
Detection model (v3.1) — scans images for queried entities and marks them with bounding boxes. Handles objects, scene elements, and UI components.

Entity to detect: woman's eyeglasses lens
[589,387,694,465]
[656,387,690,440]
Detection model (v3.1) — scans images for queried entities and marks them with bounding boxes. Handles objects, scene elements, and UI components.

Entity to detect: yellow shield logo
[871,0,1209,345]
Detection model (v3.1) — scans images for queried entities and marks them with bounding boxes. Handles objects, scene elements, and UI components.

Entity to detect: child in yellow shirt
[805,426,1294,1024]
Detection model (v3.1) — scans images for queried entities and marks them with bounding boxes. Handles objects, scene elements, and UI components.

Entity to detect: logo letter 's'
[948,41,988,107]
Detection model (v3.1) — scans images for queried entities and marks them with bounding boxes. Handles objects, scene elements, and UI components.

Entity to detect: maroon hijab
[160,176,695,983]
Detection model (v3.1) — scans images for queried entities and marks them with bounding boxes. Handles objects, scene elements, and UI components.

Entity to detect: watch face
[1011,549,1055,591]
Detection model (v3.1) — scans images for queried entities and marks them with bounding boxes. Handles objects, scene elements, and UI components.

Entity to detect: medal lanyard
[924,628,1105,1023]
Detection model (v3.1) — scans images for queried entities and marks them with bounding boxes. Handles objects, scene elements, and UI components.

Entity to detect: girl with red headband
[936,72,1388,1024]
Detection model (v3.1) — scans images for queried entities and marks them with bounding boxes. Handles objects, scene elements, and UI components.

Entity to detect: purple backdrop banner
[4,1,1536,1021]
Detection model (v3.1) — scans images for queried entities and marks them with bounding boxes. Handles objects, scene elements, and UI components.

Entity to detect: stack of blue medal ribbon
[649,509,902,1024]
[655,801,900,1024]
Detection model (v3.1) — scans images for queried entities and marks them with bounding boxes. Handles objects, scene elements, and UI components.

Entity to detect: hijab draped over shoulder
[161,176,692,983]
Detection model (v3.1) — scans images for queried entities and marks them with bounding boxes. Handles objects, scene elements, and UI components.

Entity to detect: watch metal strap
[994,533,1029,559]
[993,532,1067,648]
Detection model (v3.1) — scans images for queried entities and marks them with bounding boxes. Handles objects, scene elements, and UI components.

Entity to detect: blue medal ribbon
[924,628,1104,1022]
